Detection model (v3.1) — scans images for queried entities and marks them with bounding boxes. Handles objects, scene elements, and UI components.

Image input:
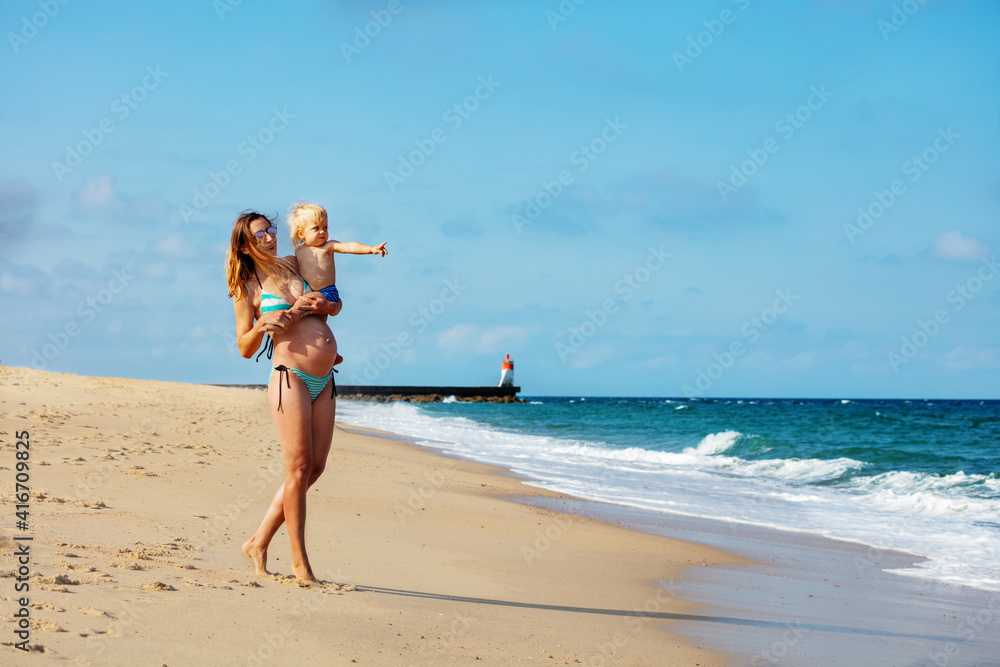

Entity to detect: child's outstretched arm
[325,241,388,257]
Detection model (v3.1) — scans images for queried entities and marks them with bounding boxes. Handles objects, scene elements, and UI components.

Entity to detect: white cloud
[0,272,35,295]
[72,174,166,221]
[938,345,1000,370]
[776,351,817,370]
[565,343,615,369]
[931,231,991,262]
[153,235,198,261]
[437,324,538,354]
[74,175,123,217]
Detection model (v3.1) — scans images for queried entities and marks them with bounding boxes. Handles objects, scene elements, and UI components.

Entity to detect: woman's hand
[257,310,292,334]
[292,292,342,317]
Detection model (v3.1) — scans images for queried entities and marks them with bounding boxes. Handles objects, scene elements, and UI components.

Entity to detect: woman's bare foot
[242,538,270,575]
[292,559,318,583]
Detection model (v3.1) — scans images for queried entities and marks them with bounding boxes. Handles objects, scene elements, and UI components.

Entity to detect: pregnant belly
[271,317,337,375]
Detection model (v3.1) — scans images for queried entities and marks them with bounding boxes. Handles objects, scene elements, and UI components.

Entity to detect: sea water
[337,397,1000,590]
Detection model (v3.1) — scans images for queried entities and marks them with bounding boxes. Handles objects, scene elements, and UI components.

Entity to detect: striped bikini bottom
[269,365,337,411]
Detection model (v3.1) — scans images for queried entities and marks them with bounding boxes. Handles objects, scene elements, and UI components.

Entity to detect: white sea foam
[336,400,1000,590]
[684,430,740,455]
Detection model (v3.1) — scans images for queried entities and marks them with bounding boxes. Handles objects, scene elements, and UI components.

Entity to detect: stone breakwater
[212,384,523,403]
[338,393,525,404]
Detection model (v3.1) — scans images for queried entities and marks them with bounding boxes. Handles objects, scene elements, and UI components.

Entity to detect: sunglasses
[254,226,278,240]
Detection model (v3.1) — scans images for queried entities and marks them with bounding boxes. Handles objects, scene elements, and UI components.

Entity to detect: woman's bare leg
[242,483,285,575]
[309,382,337,483]
[242,373,315,580]
[243,372,337,578]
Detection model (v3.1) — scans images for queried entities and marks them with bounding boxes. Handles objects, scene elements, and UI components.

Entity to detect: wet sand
[524,498,1000,666]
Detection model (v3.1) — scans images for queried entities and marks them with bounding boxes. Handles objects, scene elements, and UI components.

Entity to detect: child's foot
[334,354,344,366]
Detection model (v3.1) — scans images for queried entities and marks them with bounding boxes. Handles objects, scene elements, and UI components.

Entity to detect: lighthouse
[498,354,514,387]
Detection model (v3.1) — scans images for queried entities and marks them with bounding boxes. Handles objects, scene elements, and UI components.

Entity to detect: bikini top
[252,271,310,361]
[254,273,310,313]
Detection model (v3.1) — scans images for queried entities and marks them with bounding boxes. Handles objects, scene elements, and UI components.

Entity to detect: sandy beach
[0,367,739,665]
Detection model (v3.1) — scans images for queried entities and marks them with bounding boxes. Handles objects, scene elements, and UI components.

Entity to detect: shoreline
[0,368,738,665]
[333,400,1000,665]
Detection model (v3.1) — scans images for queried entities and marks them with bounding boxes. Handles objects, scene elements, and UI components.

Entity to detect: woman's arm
[326,241,388,256]
[234,296,265,359]
[234,291,292,358]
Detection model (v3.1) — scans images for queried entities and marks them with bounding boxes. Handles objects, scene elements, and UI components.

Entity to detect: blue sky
[2,0,998,398]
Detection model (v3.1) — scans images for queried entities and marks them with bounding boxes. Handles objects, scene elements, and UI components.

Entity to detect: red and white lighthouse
[498,354,514,387]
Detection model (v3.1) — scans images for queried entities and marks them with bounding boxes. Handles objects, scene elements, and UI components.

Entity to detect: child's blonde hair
[287,201,327,246]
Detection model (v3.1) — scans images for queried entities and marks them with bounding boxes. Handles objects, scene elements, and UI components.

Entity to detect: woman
[226,211,342,582]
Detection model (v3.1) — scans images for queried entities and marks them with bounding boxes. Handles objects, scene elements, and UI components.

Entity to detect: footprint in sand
[29,618,66,633]
[142,581,176,592]
[0,643,49,653]
[36,574,80,586]
[111,561,145,570]
[80,606,113,618]
[63,562,98,572]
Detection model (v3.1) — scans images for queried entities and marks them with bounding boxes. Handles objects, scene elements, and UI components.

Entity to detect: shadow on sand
[360,585,966,644]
